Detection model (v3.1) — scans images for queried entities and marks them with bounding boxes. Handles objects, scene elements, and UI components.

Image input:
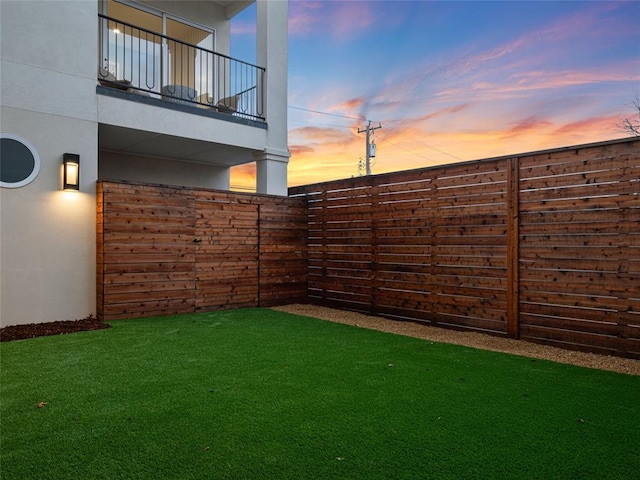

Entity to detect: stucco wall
[99,151,230,189]
[0,0,98,326]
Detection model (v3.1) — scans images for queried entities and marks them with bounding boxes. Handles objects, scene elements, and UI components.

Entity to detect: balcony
[98,14,265,122]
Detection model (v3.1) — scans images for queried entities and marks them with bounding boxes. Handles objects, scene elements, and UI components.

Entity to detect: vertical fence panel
[427,160,509,333]
[98,181,307,320]
[195,192,259,311]
[373,169,434,322]
[98,182,196,320]
[306,178,375,311]
[518,143,639,357]
[258,196,308,306]
[506,157,520,339]
[290,138,640,357]
[520,144,640,353]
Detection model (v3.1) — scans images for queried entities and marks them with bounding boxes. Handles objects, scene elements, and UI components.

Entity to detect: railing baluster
[98,14,265,120]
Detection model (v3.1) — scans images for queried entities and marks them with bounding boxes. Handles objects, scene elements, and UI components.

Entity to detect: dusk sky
[229,0,640,189]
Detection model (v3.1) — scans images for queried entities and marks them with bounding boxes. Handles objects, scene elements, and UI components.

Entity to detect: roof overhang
[213,0,255,19]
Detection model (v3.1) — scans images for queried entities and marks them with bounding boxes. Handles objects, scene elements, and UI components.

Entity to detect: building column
[255,148,290,196]
[256,0,289,196]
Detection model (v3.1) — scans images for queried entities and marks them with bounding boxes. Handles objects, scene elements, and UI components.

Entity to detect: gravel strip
[272,304,640,376]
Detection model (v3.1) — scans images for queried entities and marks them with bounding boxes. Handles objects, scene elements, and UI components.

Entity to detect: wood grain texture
[97,181,307,320]
[292,139,639,357]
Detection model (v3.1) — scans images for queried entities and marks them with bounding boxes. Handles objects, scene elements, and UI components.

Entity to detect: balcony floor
[97,86,266,129]
[97,86,267,167]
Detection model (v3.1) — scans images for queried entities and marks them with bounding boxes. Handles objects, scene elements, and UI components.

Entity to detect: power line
[289,105,463,163]
[375,136,436,163]
[288,118,354,130]
[382,125,463,161]
[289,105,362,121]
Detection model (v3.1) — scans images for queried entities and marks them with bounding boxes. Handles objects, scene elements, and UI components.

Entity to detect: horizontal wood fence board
[103,253,196,264]
[517,197,622,213]
[519,185,625,204]
[104,280,194,294]
[519,324,623,355]
[102,233,194,244]
[101,220,195,234]
[519,302,622,323]
[104,271,196,284]
[103,205,194,218]
[102,262,194,275]
[103,244,195,255]
[520,312,622,336]
[103,300,196,320]
[519,277,634,297]
[519,256,623,272]
[104,288,194,304]
[103,194,194,208]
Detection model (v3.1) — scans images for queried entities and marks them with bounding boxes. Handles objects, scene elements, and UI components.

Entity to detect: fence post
[257,202,262,307]
[506,157,520,339]
[321,190,328,304]
[370,182,379,316]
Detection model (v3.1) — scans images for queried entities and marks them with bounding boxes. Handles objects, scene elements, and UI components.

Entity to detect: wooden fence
[289,138,640,358]
[97,181,307,320]
[97,138,638,358]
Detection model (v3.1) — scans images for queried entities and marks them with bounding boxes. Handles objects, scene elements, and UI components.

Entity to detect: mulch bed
[0,317,111,342]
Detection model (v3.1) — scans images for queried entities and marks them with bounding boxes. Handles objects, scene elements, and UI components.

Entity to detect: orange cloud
[285,108,632,188]
[552,114,624,144]
[230,163,256,192]
[501,117,554,139]
[289,145,314,156]
[290,126,356,147]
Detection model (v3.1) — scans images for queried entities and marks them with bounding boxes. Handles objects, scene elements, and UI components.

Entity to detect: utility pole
[358,120,382,175]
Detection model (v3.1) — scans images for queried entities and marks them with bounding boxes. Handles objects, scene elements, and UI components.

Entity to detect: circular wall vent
[0,133,41,188]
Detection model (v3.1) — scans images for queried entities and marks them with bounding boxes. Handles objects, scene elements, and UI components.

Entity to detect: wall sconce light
[63,153,80,191]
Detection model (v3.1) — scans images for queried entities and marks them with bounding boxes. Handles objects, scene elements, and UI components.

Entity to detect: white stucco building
[0,0,290,326]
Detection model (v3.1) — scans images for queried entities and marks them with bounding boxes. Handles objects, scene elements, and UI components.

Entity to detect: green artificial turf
[1,308,639,479]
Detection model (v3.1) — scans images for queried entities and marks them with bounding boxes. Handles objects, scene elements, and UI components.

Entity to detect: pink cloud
[289,0,377,39]
[426,2,638,96]
[415,104,470,124]
[288,1,321,36]
[331,1,375,38]
[230,22,255,36]
[468,65,640,97]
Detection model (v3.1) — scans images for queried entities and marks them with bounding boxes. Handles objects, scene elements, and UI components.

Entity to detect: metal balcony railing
[98,14,265,121]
